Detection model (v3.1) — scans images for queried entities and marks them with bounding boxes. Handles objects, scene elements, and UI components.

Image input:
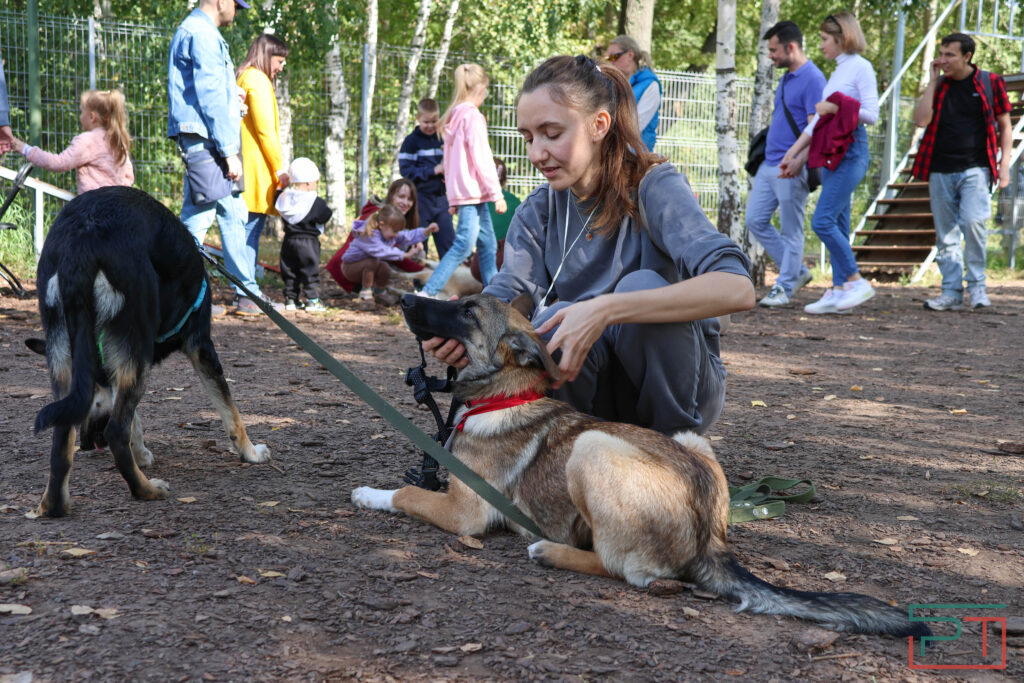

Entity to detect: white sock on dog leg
[351,487,397,512]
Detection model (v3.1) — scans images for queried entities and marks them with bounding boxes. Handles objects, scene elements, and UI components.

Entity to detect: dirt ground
[2,274,1023,682]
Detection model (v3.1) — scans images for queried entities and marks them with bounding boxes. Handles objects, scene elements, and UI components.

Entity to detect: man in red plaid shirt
[912,32,1011,311]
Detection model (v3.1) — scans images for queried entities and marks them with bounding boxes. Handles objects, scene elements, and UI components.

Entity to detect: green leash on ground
[198,251,548,540]
[727,477,816,524]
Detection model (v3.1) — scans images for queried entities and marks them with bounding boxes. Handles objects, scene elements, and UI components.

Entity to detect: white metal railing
[0,164,75,258]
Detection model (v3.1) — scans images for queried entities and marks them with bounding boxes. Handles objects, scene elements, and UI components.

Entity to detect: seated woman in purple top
[423,55,754,436]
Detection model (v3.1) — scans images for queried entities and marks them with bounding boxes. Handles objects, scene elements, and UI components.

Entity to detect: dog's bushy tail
[34,233,102,436]
[691,554,931,638]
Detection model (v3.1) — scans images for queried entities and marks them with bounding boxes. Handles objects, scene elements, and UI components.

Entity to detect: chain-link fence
[1,10,771,228]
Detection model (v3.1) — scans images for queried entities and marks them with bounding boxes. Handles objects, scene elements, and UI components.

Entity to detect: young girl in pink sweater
[416,64,506,298]
[12,90,133,194]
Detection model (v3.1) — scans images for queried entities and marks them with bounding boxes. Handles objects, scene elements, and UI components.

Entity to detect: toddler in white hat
[275,157,333,311]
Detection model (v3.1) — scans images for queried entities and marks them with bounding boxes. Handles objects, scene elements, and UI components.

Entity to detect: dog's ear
[505,330,561,381]
[25,338,47,356]
[509,293,535,321]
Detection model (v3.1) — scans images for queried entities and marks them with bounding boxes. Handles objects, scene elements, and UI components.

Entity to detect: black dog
[32,186,270,517]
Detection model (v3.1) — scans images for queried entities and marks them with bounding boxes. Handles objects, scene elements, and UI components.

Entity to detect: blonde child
[342,203,438,304]
[12,90,133,194]
[416,64,506,298]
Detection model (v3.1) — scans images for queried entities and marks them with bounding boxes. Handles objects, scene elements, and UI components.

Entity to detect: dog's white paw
[242,444,271,464]
[149,478,171,495]
[527,540,552,564]
[133,446,154,468]
[351,487,397,512]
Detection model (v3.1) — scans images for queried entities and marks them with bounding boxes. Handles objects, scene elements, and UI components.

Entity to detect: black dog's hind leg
[35,424,77,517]
[185,337,270,464]
[106,367,170,500]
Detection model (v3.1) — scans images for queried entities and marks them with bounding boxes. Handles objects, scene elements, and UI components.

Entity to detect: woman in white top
[780,12,878,314]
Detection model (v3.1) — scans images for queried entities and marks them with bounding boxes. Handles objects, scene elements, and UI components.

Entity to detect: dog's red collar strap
[456,390,546,432]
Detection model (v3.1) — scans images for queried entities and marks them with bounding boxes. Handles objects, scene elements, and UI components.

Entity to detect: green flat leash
[198,250,548,540]
[727,477,816,524]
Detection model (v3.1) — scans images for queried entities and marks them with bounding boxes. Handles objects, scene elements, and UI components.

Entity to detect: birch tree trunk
[360,0,379,209]
[623,0,656,54]
[268,71,293,240]
[743,0,779,285]
[325,43,350,233]
[390,0,433,180]
[715,0,742,243]
[919,0,939,96]
[428,0,460,100]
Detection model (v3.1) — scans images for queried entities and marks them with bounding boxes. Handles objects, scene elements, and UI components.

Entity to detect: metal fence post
[882,9,906,196]
[88,16,97,90]
[359,42,371,210]
[27,0,41,146]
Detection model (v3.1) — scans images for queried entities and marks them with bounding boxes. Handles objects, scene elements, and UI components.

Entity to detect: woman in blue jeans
[780,11,878,314]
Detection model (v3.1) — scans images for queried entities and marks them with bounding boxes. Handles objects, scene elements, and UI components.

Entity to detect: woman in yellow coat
[236,33,290,295]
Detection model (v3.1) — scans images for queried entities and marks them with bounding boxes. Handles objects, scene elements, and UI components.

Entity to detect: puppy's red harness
[456,390,546,432]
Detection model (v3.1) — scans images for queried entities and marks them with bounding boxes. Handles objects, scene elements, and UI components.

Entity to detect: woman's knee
[613,269,670,294]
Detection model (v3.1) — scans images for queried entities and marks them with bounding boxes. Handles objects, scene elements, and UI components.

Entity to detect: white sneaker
[834,278,875,311]
[924,292,964,311]
[358,289,373,301]
[804,288,840,314]
[793,270,813,295]
[967,290,991,309]
[758,285,790,307]
[411,289,440,300]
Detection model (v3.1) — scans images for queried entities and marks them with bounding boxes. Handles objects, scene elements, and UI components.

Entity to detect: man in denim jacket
[168,0,278,315]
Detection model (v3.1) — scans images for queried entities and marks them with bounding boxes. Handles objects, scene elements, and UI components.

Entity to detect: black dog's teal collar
[156,278,208,343]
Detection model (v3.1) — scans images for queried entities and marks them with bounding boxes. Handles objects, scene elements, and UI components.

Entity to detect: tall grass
[0,196,35,284]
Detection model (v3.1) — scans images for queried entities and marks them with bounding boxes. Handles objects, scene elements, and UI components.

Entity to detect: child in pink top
[417,64,506,298]
[12,90,134,194]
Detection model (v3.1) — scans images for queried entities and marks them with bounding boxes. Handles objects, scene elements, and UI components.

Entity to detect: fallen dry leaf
[63,547,96,558]
[95,608,120,620]
[257,501,279,507]
[786,414,797,420]
[897,515,919,521]
[177,497,197,504]
[823,394,837,401]
[750,400,768,408]
[281,615,292,622]
[682,606,700,618]
[416,571,440,580]
[457,535,484,550]
[823,571,846,582]
[460,643,483,652]
[0,603,32,615]
[957,547,980,557]
[849,385,862,392]
[874,538,899,545]
[258,570,285,578]
[236,575,258,584]
[949,408,968,415]
[71,605,94,616]
[708,435,724,441]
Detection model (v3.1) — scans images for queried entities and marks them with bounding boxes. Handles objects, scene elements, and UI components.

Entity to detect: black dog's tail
[34,236,102,436]
[692,554,931,638]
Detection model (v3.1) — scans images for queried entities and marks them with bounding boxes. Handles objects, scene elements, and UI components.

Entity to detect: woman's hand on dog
[535,298,609,387]
[422,336,470,369]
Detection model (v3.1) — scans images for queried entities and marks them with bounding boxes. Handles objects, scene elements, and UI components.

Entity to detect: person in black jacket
[398,97,454,258]
[275,157,333,311]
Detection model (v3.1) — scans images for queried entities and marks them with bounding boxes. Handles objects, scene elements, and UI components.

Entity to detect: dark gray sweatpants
[533,270,726,435]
